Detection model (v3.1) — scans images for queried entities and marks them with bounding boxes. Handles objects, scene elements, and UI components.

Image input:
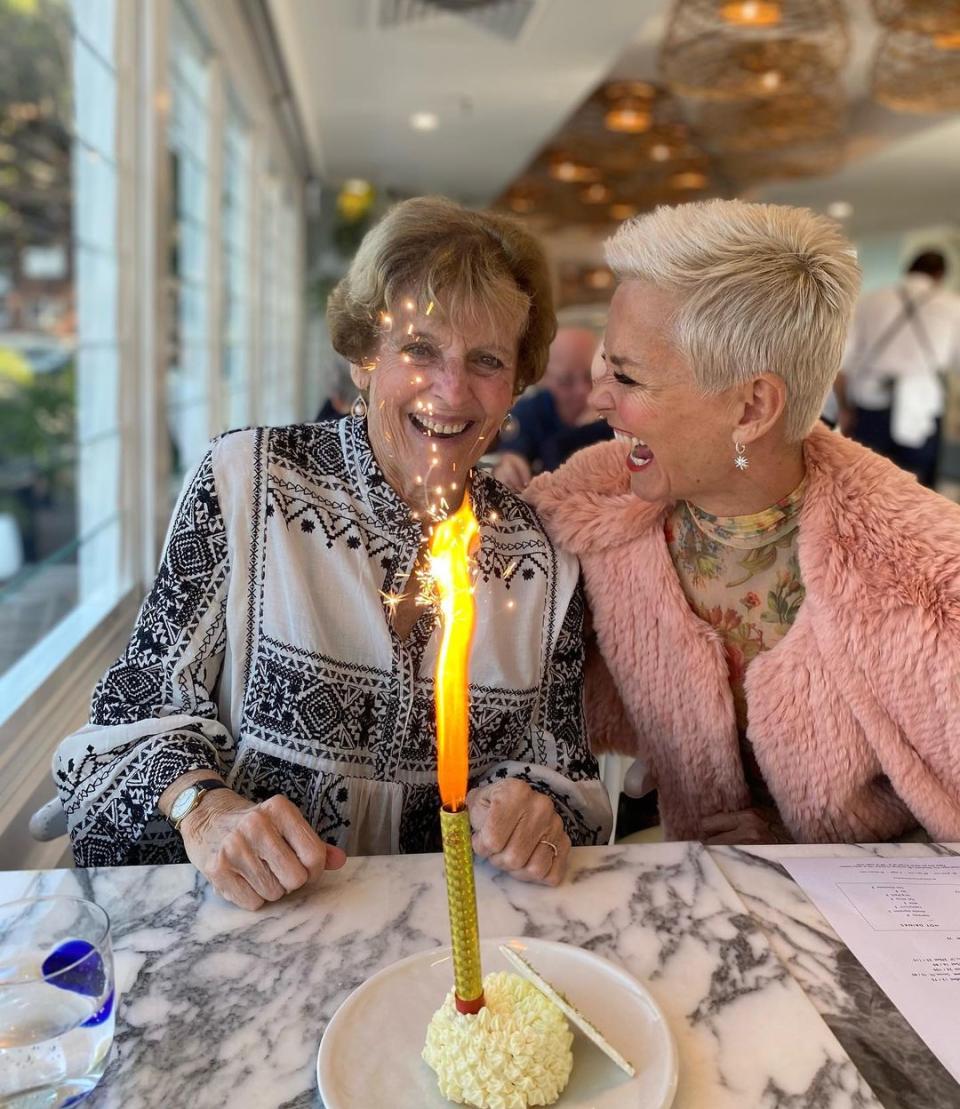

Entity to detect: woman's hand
[467,779,570,886]
[180,791,347,910]
[700,807,777,845]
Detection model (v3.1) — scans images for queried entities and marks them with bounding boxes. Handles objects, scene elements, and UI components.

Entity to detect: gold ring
[539,838,559,858]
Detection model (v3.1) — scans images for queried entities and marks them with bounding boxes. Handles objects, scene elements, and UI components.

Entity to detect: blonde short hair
[328,196,556,393]
[605,199,862,441]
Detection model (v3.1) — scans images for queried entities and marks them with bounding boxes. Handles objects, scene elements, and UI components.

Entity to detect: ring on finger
[538,838,559,858]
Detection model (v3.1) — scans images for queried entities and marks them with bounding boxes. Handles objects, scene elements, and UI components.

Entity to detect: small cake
[423,971,573,1108]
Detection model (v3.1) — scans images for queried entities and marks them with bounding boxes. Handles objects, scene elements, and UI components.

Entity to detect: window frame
[0,0,307,866]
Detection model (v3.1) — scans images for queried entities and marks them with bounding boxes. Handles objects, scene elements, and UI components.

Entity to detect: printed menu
[782,855,960,1082]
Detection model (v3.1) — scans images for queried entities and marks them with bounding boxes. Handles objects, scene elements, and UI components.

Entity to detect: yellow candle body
[440,806,484,1010]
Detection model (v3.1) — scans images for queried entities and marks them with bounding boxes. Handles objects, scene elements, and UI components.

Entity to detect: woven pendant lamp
[871,0,960,35]
[698,83,846,150]
[660,0,850,101]
[872,27,960,112]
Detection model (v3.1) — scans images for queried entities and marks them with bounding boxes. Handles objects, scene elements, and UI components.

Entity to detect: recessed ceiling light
[410,112,439,131]
[650,144,672,162]
[828,201,853,219]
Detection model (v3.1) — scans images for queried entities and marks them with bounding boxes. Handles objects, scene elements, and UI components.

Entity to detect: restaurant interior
[1,2,959,1107]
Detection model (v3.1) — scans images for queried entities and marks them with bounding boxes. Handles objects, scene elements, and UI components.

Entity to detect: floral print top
[665,479,807,819]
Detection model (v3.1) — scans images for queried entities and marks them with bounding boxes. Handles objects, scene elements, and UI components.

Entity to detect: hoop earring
[500,412,519,438]
[351,393,368,420]
[734,441,749,471]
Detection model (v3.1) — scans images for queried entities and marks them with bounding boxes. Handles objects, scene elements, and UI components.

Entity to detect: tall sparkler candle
[429,495,484,1015]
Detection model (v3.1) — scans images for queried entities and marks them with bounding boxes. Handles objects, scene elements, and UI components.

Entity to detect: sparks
[426,300,435,315]
[379,589,406,610]
[502,559,517,581]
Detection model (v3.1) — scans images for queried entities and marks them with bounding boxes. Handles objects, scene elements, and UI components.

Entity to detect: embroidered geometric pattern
[55,417,607,866]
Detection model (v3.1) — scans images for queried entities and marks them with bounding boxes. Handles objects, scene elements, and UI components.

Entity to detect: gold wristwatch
[168,779,228,831]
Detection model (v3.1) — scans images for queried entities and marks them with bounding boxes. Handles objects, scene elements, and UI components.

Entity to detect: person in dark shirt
[494,327,612,490]
[315,355,355,422]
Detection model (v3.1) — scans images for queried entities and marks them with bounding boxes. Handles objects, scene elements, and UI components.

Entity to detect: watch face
[170,786,199,824]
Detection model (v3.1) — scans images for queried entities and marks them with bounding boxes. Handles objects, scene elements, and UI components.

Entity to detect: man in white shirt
[837,251,960,487]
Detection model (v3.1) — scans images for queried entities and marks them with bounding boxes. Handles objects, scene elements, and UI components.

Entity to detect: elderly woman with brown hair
[528,198,960,846]
[55,197,611,907]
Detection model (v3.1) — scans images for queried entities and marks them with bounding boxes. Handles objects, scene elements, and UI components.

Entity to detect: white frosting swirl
[422,971,574,1108]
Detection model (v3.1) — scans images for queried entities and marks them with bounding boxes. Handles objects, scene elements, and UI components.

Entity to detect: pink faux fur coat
[526,424,960,843]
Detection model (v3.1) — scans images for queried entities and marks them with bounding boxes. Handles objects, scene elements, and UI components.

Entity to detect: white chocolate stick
[499,944,637,1077]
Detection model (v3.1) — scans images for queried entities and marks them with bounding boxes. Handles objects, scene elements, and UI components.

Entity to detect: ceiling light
[548,154,600,183]
[410,111,439,131]
[585,268,615,289]
[580,182,613,204]
[827,201,853,219]
[720,1,782,27]
[609,203,637,220]
[671,170,708,189]
[508,195,535,213]
[759,69,783,91]
[934,31,960,50]
[650,143,673,162]
[604,103,653,134]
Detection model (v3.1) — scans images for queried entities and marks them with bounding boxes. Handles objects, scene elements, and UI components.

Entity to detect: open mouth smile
[409,413,477,440]
[613,428,654,471]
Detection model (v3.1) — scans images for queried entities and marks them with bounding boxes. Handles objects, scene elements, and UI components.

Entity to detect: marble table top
[711,842,960,1109]
[2,842,957,1108]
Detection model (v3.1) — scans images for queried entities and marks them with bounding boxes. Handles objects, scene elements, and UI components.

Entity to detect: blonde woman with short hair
[528,198,960,845]
[56,197,611,905]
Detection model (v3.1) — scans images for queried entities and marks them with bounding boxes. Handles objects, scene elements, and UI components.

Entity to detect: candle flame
[430,496,479,811]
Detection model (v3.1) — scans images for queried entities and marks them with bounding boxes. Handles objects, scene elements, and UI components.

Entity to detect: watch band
[170,779,229,831]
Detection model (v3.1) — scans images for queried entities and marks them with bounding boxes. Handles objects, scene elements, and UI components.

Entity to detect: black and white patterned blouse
[55,417,611,866]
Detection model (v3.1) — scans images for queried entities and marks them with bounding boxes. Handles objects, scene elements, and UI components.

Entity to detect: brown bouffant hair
[327,196,556,393]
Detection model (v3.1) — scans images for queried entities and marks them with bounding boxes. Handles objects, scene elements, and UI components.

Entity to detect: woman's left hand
[700,807,777,845]
[467,779,570,886]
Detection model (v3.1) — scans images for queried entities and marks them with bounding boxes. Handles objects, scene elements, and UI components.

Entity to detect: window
[220,101,251,431]
[165,0,211,501]
[259,177,300,426]
[0,0,306,751]
[0,0,124,682]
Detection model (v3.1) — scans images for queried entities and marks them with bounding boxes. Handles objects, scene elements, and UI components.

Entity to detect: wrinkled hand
[467,779,570,886]
[180,790,347,910]
[700,808,776,845]
[492,452,532,493]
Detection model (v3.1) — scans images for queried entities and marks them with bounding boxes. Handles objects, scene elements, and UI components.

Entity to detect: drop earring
[734,441,749,471]
[500,412,519,438]
[351,393,368,420]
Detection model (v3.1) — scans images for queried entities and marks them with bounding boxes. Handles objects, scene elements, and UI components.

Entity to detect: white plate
[317,937,678,1109]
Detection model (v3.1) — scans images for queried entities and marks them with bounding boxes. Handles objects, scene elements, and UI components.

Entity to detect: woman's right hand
[179,790,347,910]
